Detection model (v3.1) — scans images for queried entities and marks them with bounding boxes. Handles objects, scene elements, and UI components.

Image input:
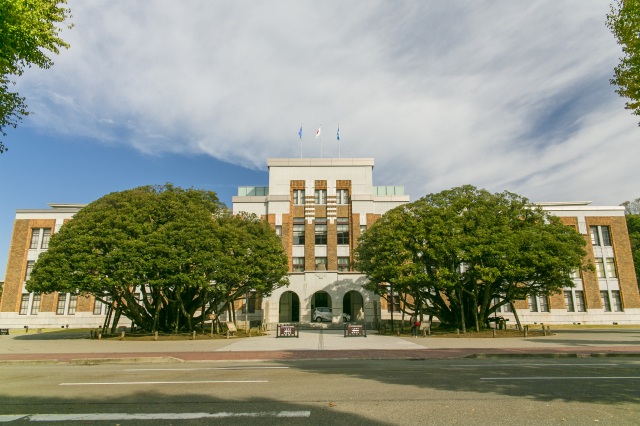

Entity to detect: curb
[70,356,185,365]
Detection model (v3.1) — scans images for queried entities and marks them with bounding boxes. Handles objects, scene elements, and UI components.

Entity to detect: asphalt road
[1,358,640,425]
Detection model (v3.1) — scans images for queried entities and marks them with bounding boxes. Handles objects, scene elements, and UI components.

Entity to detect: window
[93,297,103,315]
[29,228,52,250]
[606,258,617,278]
[575,290,586,312]
[601,226,612,246]
[275,225,282,239]
[68,295,78,315]
[315,257,327,271]
[360,225,367,234]
[315,189,327,205]
[242,293,258,314]
[564,291,575,312]
[41,229,51,249]
[338,257,350,272]
[57,293,67,315]
[591,225,612,246]
[538,295,549,312]
[492,297,513,313]
[600,291,611,312]
[611,290,623,312]
[19,294,30,315]
[595,258,605,278]
[590,226,600,246]
[30,294,41,315]
[293,218,305,245]
[25,260,35,281]
[387,292,400,313]
[337,189,349,205]
[293,257,305,272]
[569,269,581,279]
[315,218,327,245]
[528,294,549,312]
[337,218,349,245]
[293,189,305,205]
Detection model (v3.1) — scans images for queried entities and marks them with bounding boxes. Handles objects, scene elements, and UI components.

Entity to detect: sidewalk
[1,328,639,363]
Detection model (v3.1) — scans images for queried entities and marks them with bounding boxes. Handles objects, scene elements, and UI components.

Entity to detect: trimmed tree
[355,185,591,331]
[26,184,289,333]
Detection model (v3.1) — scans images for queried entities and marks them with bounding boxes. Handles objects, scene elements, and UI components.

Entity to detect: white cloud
[17,0,640,204]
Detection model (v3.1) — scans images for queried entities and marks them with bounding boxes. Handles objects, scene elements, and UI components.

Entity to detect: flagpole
[299,124,303,158]
[337,124,341,158]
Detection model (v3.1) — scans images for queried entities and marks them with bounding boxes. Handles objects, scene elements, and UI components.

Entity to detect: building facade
[0,204,119,329]
[1,158,639,329]
[232,158,409,327]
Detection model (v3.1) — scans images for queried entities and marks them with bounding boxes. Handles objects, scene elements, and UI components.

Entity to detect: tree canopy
[622,197,640,289]
[0,0,72,153]
[354,185,591,331]
[607,0,640,124]
[26,184,289,333]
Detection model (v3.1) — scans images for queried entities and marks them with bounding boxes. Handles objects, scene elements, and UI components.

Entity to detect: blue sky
[2,0,640,279]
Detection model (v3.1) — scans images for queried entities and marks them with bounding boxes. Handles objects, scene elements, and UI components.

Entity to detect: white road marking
[7,411,310,422]
[0,415,26,422]
[127,366,289,371]
[481,376,640,380]
[450,363,619,367]
[60,380,268,386]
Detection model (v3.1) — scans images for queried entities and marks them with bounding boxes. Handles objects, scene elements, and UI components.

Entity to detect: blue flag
[298,126,303,140]
[336,126,340,141]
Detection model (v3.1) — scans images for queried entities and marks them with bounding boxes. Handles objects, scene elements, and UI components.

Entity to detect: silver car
[313,307,350,322]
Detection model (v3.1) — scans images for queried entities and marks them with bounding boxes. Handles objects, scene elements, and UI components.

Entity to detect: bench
[224,322,237,337]
[0,328,9,335]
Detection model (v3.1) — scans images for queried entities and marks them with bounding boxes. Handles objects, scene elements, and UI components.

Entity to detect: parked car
[313,307,350,322]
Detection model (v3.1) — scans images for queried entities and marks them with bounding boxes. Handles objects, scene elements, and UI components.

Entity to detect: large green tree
[355,185,591,331]
[26,184,289,333]
[0,0,71,153]
[607,0,640,123]
[622,197,640,289]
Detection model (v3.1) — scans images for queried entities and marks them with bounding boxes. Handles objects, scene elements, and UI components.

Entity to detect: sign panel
[344,324,367,337]
[277,324,298,338]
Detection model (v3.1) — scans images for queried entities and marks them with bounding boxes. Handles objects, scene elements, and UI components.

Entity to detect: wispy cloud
[16,0,640,204]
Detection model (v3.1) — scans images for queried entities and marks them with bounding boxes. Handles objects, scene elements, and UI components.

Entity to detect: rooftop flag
[316,126,322,139]
[336,126,340,141]
[298,126,303,140]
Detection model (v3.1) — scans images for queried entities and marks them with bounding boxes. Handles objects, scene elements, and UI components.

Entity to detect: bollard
[226,330,230,339]
[192,331,196,340]
[456,329,459,335]
[98,332,102,340]
[154,331,158,341]
[542,324,546,336]
[547,325,551,335]
[524,325,528,337]
[120,331,125,340]
[492,329,496,338]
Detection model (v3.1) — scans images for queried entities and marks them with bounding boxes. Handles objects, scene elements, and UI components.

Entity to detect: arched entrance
[279,291,300,322]
[311,291,332,322]
[343,291,364,322]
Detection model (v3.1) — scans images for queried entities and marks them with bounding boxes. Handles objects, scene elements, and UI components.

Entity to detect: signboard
[277,324,298,338]
[344,324,367,337]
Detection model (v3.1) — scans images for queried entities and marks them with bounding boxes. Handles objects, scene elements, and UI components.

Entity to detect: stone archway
[343,291,364,322]
[279,291,300,323]
[310,291,332,322]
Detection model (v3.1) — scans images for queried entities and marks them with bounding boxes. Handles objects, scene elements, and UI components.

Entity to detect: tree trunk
[510,300,522,330]
[459,286,466,334]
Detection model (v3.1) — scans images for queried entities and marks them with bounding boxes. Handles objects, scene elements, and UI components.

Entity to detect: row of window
[530,290,623,313]
[19,293,112,316]
[292,218,362,246]
[293,189,349,205]
[292,257,350,272]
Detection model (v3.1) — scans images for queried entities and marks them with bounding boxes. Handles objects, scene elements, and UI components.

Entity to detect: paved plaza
[1,327,640,363]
